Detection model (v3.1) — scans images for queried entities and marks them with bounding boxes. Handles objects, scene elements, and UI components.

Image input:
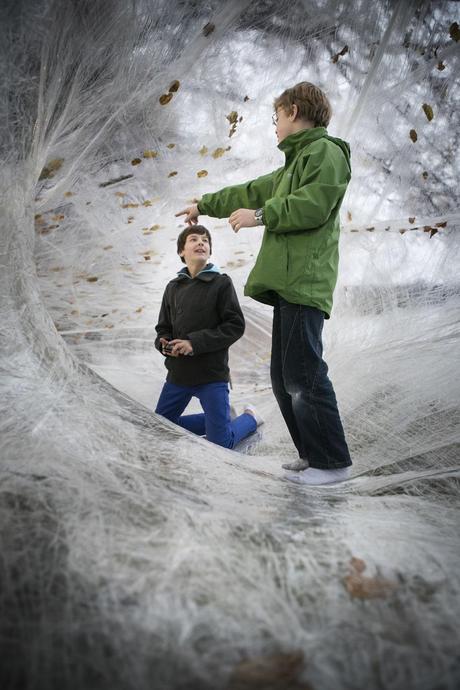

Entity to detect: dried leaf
[159,93,173,105]
[87,277,98,283]
[226,111,238,125]
[244,95,250,102]
[408,217,415,224]
[167,143,176,149]
[347,211,352,221]
[435,221,447,228]
[168,171,178,177]
[229,123,238,138]
[332,45,349,63]
[64,191,74,197]
[39,158,64,180]
[422,171,428,179]
[202,22,215,37]
[135,307,143,313]
[131,158,142,166]
[366,227,375,232]
[168,80,180,93]
[449,22,460,42]
[199,146,208,156]
[197,170,208,178]
[422,103,434,121]
[430,228,438,238]
[99,174,133,187]
[212,147,226,159]
[399,229,406,234]
[142,200,152,207]
[121,203,139,208]
[437,60,446,71]
[344,573,397,599]
[350,557,366,573]
[103,245,113,250]
[143,150,158,158]
[143,255,151,260]
[227,651,307,690]
[409,129,418,143]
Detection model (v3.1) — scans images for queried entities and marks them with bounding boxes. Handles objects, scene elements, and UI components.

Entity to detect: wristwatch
[254,208,264,225]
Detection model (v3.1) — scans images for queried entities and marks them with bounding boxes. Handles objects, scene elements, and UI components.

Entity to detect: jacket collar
[174,262,221,282]
[278,126,327,164]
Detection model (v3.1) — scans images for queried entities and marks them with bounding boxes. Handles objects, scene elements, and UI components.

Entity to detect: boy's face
[274,106,297,143]
[180,232,211,265]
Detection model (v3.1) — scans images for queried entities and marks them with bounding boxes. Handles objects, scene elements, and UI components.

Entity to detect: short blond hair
[274,82,332,128]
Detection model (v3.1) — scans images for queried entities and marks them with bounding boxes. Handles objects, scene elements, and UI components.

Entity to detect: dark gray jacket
[155,264,245,386]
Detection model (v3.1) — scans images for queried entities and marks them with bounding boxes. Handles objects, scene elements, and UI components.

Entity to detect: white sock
[286,467,350,486]
[243,404,264,427]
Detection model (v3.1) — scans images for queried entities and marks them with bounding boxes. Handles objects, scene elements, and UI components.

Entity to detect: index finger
[174,209,187,217]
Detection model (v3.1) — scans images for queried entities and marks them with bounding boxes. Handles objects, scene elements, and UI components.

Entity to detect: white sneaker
[282,458,310,471]
[286,467,350,486]
[243,404,264,427]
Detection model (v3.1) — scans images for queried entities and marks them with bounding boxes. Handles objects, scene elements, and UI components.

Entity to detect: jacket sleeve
[263,143,351,233]
[187,278,245,355]
[154,287,173,354]
[198,169,281,218]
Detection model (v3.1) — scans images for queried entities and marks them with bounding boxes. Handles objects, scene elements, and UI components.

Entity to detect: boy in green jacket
[176,82,352,485]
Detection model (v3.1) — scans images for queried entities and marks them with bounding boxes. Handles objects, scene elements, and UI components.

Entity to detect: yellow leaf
[212,147,226,159]
[168,80,180,93]
[131,158,142,166]
[143,150,158,158]
[422,103,434,121]
[199,146,208,156]
[197,170,208,178]
[409,129,418,143]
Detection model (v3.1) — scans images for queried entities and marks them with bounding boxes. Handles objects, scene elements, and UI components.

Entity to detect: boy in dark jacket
[176,82,352,484]
[154,225,262,449]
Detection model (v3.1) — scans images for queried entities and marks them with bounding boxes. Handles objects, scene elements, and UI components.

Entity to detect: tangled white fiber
[1,1,459,689]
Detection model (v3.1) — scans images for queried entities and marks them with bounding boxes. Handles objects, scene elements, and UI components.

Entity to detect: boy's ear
[289,104,299,121]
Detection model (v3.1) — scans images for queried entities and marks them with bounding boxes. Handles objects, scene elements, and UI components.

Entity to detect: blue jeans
[155,381,257,450]
[271,296,352,469]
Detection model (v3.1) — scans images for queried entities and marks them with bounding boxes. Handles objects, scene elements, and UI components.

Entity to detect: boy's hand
[159,337,177,357]
[175,204,199,225]
[168,339,194,356]
[229,208,258,233]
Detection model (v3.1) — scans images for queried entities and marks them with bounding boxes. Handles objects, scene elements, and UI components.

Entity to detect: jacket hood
[175,262,222,282]
[278,127,351,171]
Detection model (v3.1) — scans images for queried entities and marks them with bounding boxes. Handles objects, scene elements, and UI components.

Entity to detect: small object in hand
[164,344,174,353]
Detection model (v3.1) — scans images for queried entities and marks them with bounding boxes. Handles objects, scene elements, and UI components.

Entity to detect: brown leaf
[159,93,173,105]
[430,228,438,238]
[64,191,74,197]
[437,60,446,71]
[409,129,418,143]
[131,158,142,166]
[344,573,397,599]
[39,158,64,180]
[197,170,208,178]
[422,103,434,121]
[226,111,238,125]
[203,22,215,37]
[226,651,309,690]
[350,557,366,573]
[331,45,348,63]
[408,217,415,224]
[366,227,375,232]
[199,146,208,156]
[168,80,180,93]
[121,203,139,208]
[103,245,113,250]
[212,147,226,159]
[143,150,158,158]
[449,22,460,42]
[87,277,98,283]
[135,307,143,313]
[167,143,176,149]
[435,221,447,228]
[168,171,178,177]
[422,171,428,179]
[244,95,250,102]
[347,211,352,221]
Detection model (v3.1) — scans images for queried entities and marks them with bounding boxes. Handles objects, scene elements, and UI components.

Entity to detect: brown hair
[274,82,332,128]
[177,225,212,263]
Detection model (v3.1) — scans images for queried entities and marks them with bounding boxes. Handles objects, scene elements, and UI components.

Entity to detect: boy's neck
[186,259,208,278]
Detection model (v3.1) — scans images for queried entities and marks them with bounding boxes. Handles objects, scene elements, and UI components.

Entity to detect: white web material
[1,1,459,688]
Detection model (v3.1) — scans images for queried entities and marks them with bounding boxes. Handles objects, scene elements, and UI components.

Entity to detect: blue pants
[271,296,352,469]
[155,381,257,449]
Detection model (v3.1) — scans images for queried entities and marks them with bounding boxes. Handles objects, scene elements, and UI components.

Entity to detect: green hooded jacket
[198,126,351,317]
